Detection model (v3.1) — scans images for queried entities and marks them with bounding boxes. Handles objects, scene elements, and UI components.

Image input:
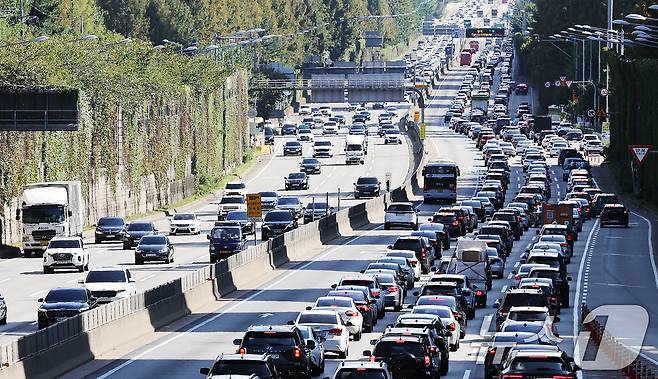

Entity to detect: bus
[422,159,461,203]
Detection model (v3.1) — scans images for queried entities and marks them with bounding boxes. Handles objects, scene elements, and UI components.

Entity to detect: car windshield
[265,211,293,222]
[388,204,413,213]
[226,211,247,221]
[260,192,277,198]
[127,223,153,231]
[48,239,81,249]
[173,214,194,220]
[288,173,306,179]
[85,270,126,283]
[139,236,166,245]
[286,142,301,147]
[210,361,272,376]
[302,159,319,165]
[413,307,452,318]
[211,227,241,239]
[298,313,339,324]
[220,197,244,204]
[509,311,547,322]
[315,141,332,146]
[510,357,568,371]
[45,289,87,303]
[357,177,379,185]
[278,198,299,206]
[225,183,245,190]
[336,370,388,379]
[306,202,328,210]
[346,144,363,151]
[98,217,124,226]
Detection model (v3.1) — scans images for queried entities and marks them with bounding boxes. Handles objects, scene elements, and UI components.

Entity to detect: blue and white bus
[422,159,460,203]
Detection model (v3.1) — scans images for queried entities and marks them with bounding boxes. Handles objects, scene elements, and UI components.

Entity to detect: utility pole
[213,33,218,65]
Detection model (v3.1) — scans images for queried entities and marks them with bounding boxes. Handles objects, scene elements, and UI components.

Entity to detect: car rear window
[243,332,297,347]
[393,239,420,251]
[388,204,414,213]
[298,313,338,324]
[421,286,458,296]
[374,341,426,357]
[336,369,387,379]
[432,214,456,223]
[510,357,568,371]
[210,361,272,376]
[501,293,546,308]
[316,298,352,307]
[340,279,374,288]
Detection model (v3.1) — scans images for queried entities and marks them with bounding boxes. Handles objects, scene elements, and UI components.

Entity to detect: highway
[0,105,411,344]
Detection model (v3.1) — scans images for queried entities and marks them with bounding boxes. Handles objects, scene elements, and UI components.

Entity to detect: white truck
[16,181,84,257]
[345,135,367,165]
[448,239,492,291]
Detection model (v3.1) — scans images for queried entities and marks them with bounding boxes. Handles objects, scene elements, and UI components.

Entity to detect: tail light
[488,347,497,355]
[458,216,464,220]
[561,243,568,247]
[452,221,460,226]
[551,296,557,301]
[430,346,438,353]
[357,305,371,312]
[420,248,427,258]
[371,290,381,297]
[449,184,456,190]
[370,355,377,362]
[239,347,247,354]
[453,312,462,319]
[551,376,575,379]
[293,347,302,360]
[514,275,521,281]
[345,310,357,317]
[449,322,457,331]
[329,328,343,336]
[475,290,484,296]
[410,261,417,267]
[566,235,573,241]
[388,286,399,293]
[424,355,431,367]
[502,375,524,379]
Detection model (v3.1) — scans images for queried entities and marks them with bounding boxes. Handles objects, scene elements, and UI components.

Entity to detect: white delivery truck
[16,181,84,257]
[345,135,366,165]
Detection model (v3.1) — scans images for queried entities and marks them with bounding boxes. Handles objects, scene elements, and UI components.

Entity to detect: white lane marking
[514,261,520,268]
[95,224,384,378]
[507,272,513,279]
[462,369,471,379]
[139,274,155,282]
[501,285,508,293]
[573,219,599,361]
[630,212,658,291]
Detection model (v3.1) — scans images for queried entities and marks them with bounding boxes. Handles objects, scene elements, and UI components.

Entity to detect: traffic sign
[566,80,573,88]
[247,108,257,118]
[601,88,609,96]
[420,123,426,140]
[544,82,551,88]
[596,108,607,119]
[560,76,567,82]
[587,109,595,118]
[630,145,653,166]
[554,80,561,87]
[246,193,262,218]
[414,110,420,123]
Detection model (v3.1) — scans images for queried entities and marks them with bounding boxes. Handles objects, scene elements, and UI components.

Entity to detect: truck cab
[345,135,366,165]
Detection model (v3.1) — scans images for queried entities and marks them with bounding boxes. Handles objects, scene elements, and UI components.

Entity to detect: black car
[285,172,309,190]
[122,222,157,249]
[527,267,571,308]
[430,212,464,238]
[484,333,556,379]
[389,236,433,274]
[493,289,548,330]
[364,335,439,379]
[262,210,298,240]
[303,202,333,223]
[592,193,619,216]
[207,222,245,263]
[299,158,321,174]
[134,234,174,264]
[491,211,522,239]
[410,231,445,258]
[499,350,580,379]
[233,325,314,379]
[600,204,629,227]
[264,126,275,145]
[393,315,451,375]
[557,148,581,166]
[200,354,280,379]
[282,124,297,135]
[37,287,98,329]
[381,327,447,376]
[94,216,125,244]
[354,176,381,199]
[225,210,255,235]
[283,141,303,156]
[431,274,478,318]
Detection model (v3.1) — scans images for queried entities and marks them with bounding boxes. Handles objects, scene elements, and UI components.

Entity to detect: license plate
[106,234,115,238]
[40,241,49,246]
[146,254,157,258]
[220,250,231,254]
[269,354,280,359]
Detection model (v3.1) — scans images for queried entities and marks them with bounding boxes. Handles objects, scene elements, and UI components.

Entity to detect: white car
[499,306,555,332]
[80,267,136,304]
[322,122,338,135]
[296,310,350,358]
[169,213,200,235]
[217,195,247,219]
[311,296,364,337]
[383,130,402,144]
[299,105,311,115]
[224,181,246,197]
[411,304,461,351]
[312,140,333,158]
[580,134,601,150]
[549,142,568,157]
[499,142,516,156]
[385,250,421,280]
[298,128,315,142]
[43,237,89,274]
[384,202,418,230]
[584,140,604,155]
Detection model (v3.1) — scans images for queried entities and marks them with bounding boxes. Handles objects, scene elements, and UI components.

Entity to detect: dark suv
[430,212,465,237]
[389,236,433,274]
[37,287,98,329]
[600,204,629,227]
[354,176,381,199]
[364,335,439,379]
[233,325,314,379]
[200,353,280,378]
[208,222,245,263]
[479,225,513,256]
[262,210,298,240]
[382,327,447,376]
[494,289,548,330]
[499,350,581,379]
[492,211,522,239]
[592,193,620,216]
[557,148,581,166]
[94,216,125,244]
[122,222,156,249]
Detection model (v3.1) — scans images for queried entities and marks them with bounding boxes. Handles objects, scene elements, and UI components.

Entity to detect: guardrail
[0,119,424,379]
[250,78,407,90]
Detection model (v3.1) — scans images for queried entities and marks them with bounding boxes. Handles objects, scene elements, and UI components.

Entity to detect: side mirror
[573,364,582,371]
[77,279,84,284]
[37,298,44,303]
[535,230,540,235]
[413,291,419,296]
[445,331,453,337]
[92,224,97,227]
[306,340,316,349]
[369,299,376,304]
[200,368,211,375]
[15,209,20,221]
[493,302,500,309]
[232,338,242,346]
[554,316,561,323]
[305,306,313,311]
[330,284,337,289]
[206,234,211,240]
[567,276,572,281]
[511,270,517,275]
[428,218,432,222]
[129,278,136,283]
[430,266,437,272]
[362,350,372,357]
[345,321,354,327]
[369,339,378,345]
[387,245,393,249]
[407,304,414,309]
[359,270,365,274]
[287,320,296,325]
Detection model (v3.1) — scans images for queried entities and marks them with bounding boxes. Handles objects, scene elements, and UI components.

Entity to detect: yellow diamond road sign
[247,193,262,218]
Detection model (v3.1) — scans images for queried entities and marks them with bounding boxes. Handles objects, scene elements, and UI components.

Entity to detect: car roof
[88,266,127,272]
[508,306,550,313]
[49,236,82,241]
[212,353,269,362]
[337,360,389,370]
[247,325,297,333]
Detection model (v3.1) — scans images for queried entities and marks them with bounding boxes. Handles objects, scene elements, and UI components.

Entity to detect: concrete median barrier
[0,113,425,379]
